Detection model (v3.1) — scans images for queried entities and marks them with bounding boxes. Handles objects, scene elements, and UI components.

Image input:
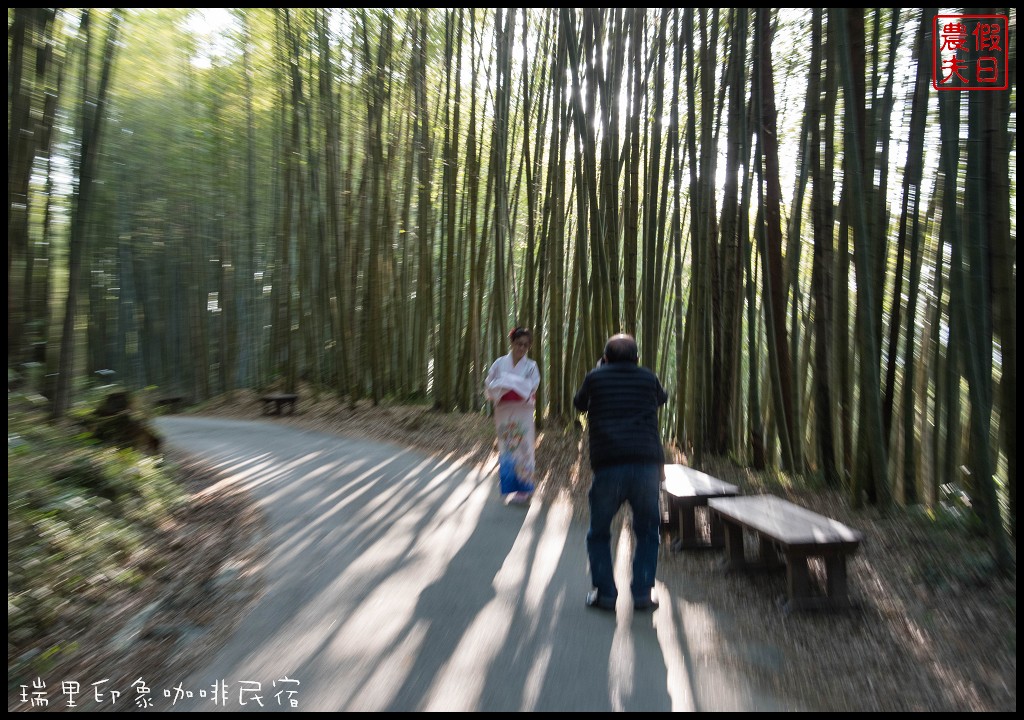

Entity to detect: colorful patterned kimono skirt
[494,399,536,495]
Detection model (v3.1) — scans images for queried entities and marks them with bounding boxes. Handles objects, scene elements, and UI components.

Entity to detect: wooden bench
[155,396,185,413]
[662,464,740,550]
[260,393,298,416]
[708,495,864,613]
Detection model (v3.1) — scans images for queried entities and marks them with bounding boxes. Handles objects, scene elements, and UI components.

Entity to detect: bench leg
[785,554,812,611]
[758,536,781,569]
[722,520,746,570]
[825,556,850,605]
[783,555,854,612]
[708,509,726,549]
[678,504,698,548]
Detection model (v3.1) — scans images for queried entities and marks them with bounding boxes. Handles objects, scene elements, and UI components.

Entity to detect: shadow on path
[153,416,790,712]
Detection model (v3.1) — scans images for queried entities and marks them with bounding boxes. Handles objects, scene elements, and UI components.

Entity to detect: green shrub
[8,408,185,682]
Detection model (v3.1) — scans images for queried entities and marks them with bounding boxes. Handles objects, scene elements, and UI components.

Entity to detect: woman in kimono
[485,327,540,505]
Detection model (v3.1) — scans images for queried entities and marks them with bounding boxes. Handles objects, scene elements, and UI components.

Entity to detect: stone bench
[708,494,864,612]
[662,464,740,551]
[155,396,186,413]
[260,393,298,416]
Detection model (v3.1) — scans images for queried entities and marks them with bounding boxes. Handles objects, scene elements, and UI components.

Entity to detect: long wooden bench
[708,495,864,612]
[155,396,185,413]
[662,464,740,550]
[260,393,298,416]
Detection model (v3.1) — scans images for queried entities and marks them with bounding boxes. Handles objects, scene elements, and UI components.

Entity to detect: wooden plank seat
[155,396,185,413]
[662,464,740,550]
[260,393,298,416]
[708,495,864,613]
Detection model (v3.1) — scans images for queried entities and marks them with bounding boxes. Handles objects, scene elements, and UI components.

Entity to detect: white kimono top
[485,352,540,405]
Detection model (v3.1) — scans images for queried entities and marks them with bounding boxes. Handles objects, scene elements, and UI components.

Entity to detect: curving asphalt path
[154,416,794,712]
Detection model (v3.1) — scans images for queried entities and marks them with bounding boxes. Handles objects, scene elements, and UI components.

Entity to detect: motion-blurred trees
[7,9,1016,564]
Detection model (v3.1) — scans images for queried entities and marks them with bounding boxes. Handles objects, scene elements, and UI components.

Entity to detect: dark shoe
[633,595,660,611]
[585,590,616,612]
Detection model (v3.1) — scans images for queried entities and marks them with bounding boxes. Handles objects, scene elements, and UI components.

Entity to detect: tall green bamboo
[893,9,934,503]
[753,8,798,473]
[808,8,840,486]
[52,10,122,418]
[836,7,890,508]
[716,8,748,459]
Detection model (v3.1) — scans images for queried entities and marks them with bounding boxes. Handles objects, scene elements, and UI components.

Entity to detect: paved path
[154,416,793,712]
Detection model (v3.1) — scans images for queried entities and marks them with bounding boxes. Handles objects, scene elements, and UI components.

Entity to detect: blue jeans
[586,463,661,602]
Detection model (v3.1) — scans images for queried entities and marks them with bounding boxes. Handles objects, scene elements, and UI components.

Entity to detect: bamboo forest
[7,8,1017,570]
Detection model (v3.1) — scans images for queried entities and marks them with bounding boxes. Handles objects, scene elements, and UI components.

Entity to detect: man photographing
[573,333,668,612]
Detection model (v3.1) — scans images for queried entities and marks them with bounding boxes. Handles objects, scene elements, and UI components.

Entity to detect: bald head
[603,333,639,364]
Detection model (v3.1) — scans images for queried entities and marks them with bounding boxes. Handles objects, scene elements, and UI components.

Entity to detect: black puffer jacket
[573,361,668,470]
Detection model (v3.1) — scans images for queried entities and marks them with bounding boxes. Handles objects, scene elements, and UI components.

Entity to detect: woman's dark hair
[509,326,531,343]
